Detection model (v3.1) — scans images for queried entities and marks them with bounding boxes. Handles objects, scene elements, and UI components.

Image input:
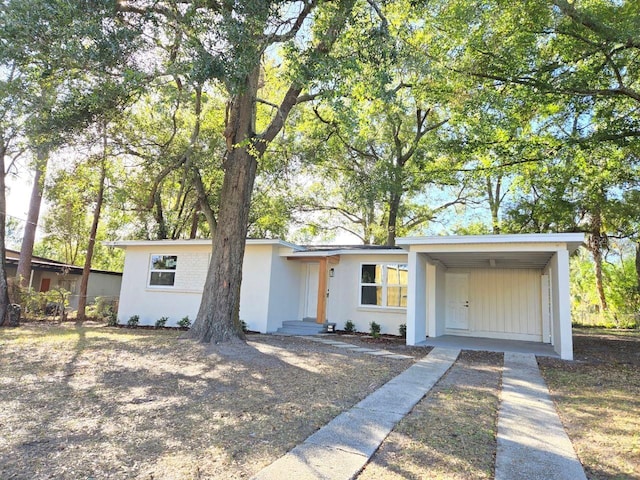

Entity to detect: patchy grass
[0,322,414,480]
[4,323,637,480]
[538,328,640,480]
[358,350,503,480]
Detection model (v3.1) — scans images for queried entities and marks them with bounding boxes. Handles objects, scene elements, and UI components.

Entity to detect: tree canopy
[2,0,638,330]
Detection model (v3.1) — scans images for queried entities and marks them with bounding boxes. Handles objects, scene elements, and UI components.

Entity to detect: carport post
[552,249,574,360]
[406,251,427,346]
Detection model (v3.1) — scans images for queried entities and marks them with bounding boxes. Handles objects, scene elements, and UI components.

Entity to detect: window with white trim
[360,263,408,308]
[149,254,177,287]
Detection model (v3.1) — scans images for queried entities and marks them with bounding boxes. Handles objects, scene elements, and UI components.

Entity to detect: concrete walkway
[252,344,587,480]
[301,336,415,360]
[251,347,460,480]
[496,352,587,480]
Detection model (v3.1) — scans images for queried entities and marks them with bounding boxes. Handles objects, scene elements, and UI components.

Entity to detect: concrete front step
[276,320,328,336]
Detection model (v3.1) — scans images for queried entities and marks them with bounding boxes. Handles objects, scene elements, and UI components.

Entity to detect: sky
[6,173,33,219]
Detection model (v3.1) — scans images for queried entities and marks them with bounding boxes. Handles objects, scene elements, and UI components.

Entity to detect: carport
[397,233,584,360]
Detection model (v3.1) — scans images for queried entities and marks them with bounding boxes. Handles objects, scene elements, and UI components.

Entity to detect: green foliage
[178,316,191,329]
[127,315,140,328]
[155,316,168,328]
[13,281,70,319]
[87,296,118,320]
[241,320,248,333]
[399,323,407,338]
[344,320,356,333]
[369,321,381,338]
[571,243,640,329]
[106,311,118,327]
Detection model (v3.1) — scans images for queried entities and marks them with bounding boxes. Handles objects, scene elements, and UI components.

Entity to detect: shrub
[399,323,407,338]
[344,320,355,333]
[155,316,168,328]
[240,320,248,333]
[178,316,191,329]
[127,315,140,328]
[369,321,381,338]
[106,311,118,327]
[94,296,117,319]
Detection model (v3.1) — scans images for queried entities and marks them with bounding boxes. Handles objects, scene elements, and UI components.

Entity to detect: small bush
[399,323,407,338]
[240,320,248,333]
[127,315,140,328]
[95,296,117,318]
[178,316,191,329]
[344,320,355,333]
[155,316,168,328]
[369,321,381,338]
[106,311,118,327]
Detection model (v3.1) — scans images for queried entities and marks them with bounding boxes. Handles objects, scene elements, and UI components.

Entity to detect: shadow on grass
[358,350,503,480]
[538,329,640,480]
[0,324,412,480]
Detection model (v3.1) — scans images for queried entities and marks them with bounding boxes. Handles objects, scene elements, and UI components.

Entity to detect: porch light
[329,268,335,277]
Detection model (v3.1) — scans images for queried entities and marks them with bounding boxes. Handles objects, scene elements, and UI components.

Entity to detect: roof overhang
[285,248,403,258]
[4,258,122,276]
[104,238,304,251]
[396,233,585,270]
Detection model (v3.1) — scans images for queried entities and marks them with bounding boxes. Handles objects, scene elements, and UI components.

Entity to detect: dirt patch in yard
[538,328,640,480]
[357,350,503,480]
[0,323,414,480]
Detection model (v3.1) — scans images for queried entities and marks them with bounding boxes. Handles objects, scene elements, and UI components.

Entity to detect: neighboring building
[5,249,123,310]
[107,233,584,360]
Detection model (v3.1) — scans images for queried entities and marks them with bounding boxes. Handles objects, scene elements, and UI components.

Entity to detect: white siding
[449,268,543,342]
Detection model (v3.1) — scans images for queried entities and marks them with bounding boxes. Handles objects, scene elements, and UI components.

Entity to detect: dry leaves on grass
[357,350,503,480]
[539,328,640,480]
[0,323,415,480]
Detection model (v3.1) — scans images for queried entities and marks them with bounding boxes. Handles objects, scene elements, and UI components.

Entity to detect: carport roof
[396,233,585,270]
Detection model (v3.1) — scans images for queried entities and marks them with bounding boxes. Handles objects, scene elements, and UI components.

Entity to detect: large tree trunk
[77,143,107,321]
[189,147,257,342]
[188,68,260,343]
[386,191,401,246]
[16,146,48,287]
[189,0,355,344]
[0,141,12,326]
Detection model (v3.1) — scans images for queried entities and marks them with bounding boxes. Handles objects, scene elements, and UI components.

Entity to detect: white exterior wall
[117,244,209,326]
[328,253,408,335]
[265,248,302,332]
[239,245,273,332]
[116,243,288,331]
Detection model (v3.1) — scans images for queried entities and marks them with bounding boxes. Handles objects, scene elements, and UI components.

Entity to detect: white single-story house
[107,233,583,360]
[6,249,123,310]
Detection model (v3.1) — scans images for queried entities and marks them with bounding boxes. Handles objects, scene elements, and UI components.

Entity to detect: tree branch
[552,0,639,48]
[269,0,317,43]
[257,0,356,151]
